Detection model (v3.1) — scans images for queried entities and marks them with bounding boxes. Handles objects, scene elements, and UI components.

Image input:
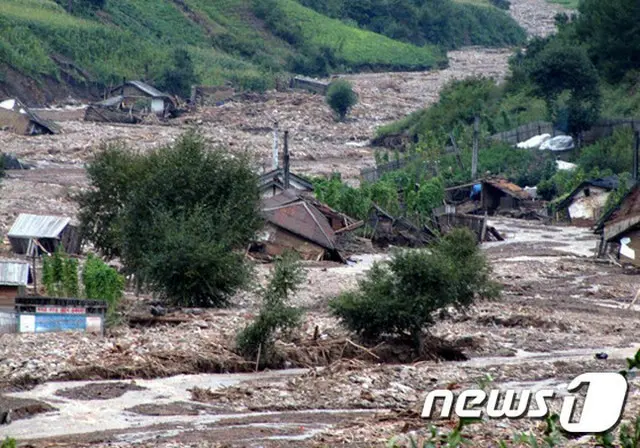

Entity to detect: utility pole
[635,131,640,184]
[283,130,290,189]
[471,116,480,180]
[272,121,279,170]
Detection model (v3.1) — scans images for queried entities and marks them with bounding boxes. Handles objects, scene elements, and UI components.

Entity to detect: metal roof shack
[0,261,31,286]
[0,260,32,309]
[109,80,171,99]
[8,214,81,255]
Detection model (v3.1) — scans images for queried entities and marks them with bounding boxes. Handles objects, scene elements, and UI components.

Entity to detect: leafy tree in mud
[330,228,499,351]
[78,131,262,307]
[326,79,358,121]
[236,252,305,365]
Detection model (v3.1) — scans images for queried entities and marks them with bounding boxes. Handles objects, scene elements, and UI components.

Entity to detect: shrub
[326,79,358,121]
[82,254,124,320]
[1,438,16,448]
[236,253,305,363]
[42,246,79,298]
[330,228,499,349]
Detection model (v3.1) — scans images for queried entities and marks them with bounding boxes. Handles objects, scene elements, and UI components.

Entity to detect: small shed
[556,176,619,226]
[108,80,175,116]
[481,178,531,214]
[259,168,315,198]
[8,214,81,255]
[0,261,32,309]
[0,98,59,135]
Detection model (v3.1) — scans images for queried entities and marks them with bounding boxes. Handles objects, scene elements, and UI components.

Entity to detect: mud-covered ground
[1,218,640,447]
[0,2,594,446]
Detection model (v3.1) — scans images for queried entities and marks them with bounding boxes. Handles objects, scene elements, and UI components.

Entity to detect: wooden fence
[490,121,554,145]
[360,155,423,183]
[491,119,640,146]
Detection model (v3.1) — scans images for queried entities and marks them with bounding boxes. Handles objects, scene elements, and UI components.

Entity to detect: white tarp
[540,136,575,152]
[517,134,551,149]
[556,160,578,171]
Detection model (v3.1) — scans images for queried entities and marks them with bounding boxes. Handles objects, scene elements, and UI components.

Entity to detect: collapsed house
[555,176,620,226]
[85,80,176,123]
[190,85,236,107]
[8,214,81,255]
[367,204,435,247]
[445,178,536,217]
[0,98,59,135]
[252,190,362,262]
[0,260,32,310]
[596,184,640,264]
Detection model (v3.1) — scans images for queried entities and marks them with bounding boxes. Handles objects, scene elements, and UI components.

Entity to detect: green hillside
[0,0,521,99]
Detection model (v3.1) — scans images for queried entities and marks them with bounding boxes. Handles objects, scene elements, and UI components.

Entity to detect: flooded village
[1,0,640,447]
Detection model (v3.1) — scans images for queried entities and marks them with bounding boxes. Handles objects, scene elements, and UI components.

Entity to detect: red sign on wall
[35,306,85,314]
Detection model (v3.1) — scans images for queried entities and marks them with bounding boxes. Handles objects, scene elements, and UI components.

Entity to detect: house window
[584,188,591,197]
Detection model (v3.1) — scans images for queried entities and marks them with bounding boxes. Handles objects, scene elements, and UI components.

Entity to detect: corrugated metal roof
[0,260,30,286]
[94,95,125,108]
[8,214,71,239]
[127,81,169,98]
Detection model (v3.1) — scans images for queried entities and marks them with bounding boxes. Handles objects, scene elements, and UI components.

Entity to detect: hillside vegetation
[297,0,526,49]
[0,0,522,100]
[370,0,640,209]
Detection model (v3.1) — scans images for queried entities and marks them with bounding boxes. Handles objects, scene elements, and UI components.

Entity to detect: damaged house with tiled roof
[252,190,362,262]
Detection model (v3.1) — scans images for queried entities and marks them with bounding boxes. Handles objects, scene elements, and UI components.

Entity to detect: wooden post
[272,121,279,170]
[471,116,479,180]
[31,241,37,295]
[449,133,464,171]
[283,130,290,189]
[635,131,640,184]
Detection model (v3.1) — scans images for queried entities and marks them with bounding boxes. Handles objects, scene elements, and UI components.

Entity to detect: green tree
[330,228,498,350]
[527,42,601,136]
[156,48,198,98]
[236,252,305,363]
[575,0,640,82]
[78,132,262,308]
[326,79,358,121]
[77,144,145,259]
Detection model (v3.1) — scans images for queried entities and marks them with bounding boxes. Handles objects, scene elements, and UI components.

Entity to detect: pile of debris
[0,98,59,136]
[85,81,178,124]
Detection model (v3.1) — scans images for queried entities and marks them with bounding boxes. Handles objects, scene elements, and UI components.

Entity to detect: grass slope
[258,0,445,71]
[0,0,444,93]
